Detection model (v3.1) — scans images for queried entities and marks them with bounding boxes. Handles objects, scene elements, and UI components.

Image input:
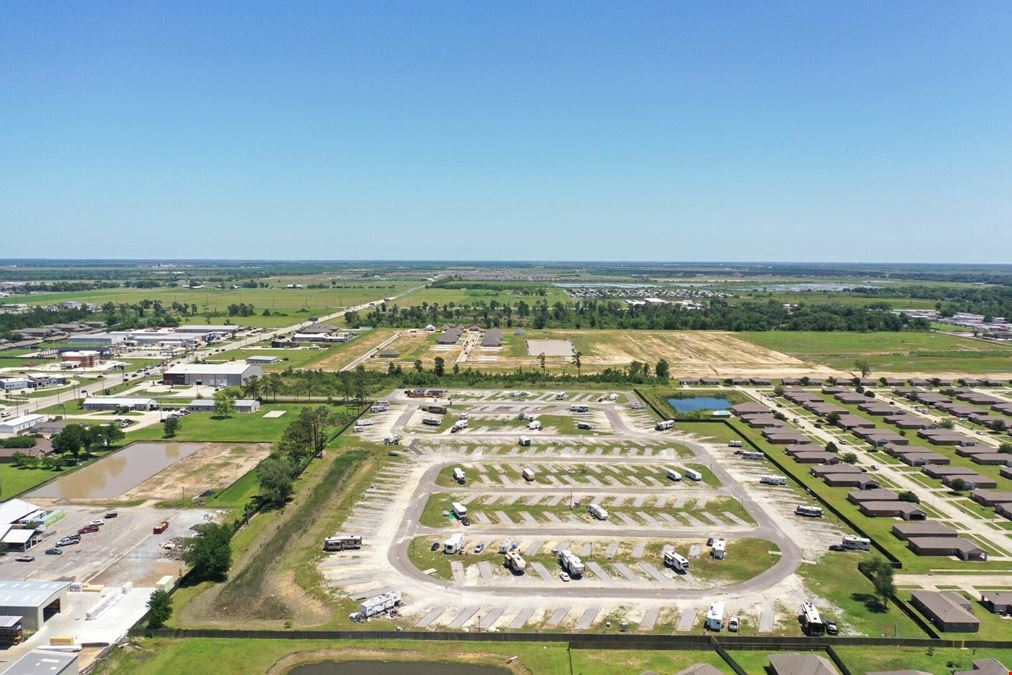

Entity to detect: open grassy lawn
[739,331,1012,374]
[93,637,574,675]
[126,404,356,444]
[0,464,62,499]
[395,284,570,307]
[570,648,731,674]
[205,345,336,370]
[836,646,1012,674]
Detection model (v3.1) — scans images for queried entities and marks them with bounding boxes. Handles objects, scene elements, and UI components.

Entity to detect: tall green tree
[146,588,173,629]
[183,522,233,582]
[163,416,180,438]
[213,389,238,418]
[257,454,296,507]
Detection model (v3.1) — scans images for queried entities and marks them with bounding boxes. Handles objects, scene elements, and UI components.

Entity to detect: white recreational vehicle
[842,535,871,551]
[504,550,527,574]
[353,590,401,620]
[453,467,466,484]
[570,404,589,413]
[528,420,542,431]
[323,534,363,551]
[760,474,787,486]
[712,537,726,560]
[522,467,536,482]
[666,468,682,481]
[518,435,531,446]
[559,549,585,577]
[444,532,464,554]
[684,468,702,482]
[705,601,725,631]
[588,503,608,520]
[795,505,824,518]
[663,550,690,572]
[655,420,675,431]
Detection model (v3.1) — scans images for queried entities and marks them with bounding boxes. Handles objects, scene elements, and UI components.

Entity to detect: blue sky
[2,2,1011,262]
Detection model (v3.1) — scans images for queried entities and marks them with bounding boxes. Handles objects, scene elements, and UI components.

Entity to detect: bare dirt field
[314,328,398,370]
[119,442,272,502]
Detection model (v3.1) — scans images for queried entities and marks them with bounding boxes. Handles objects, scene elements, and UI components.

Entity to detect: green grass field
[395,284,570,307]
[739,331,1012,373]
[127,403,357,444]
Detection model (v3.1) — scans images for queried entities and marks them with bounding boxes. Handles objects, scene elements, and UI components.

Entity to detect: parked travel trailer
[323,534,363,551]
[518,411,536,422]
[444,532,464,554]
[555,392,568,400]
[663,550,690,572]
[728,440,743,448]
[423,404,447,414]
[570,404,589,413]
[684,468,702,482]
[795,505,824,518]
[705,601,725,631]
[353,590,402,620]
[559,549,585,577]
[842,535,871,551]
[453,467,466,484]
[383,434,401,445]
[712,537,726,560]
[607,393,618,401]
[422,417,441,426]
[655,420,675,431]
[588,503,608,520]
[760,474,787,485]
[576,421,593,430]
[504,550,527,574]
[498,538,516,553]
[451,419,468,433]
[741,451,765,460]
[518,435,531,446]
[800,602,826,636]
[522,467,536,482]
[666,468,682,481]
[528,420,543,430]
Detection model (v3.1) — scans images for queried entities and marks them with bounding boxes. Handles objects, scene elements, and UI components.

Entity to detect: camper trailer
[522,467,536,482]
[383,434,401,445]
[555,392,568,400]
[451,419,468,433]
[741,451,765,460]
[663,550,690,572]
[712,537,726,560]
[576,421,593,430]
[684,468,702,482]
[559,549,585,577]
[800,602,826,636]
[842,535,871,551]
[705,601,725,631]
[570,404,589,413]
[352,590,402,620]
[518,411,536,422]
[453,467,466,484]
[504,550,527,574]
[728,440,743,448]
[760,474,787,486]
[795,505,824,518]
[588,503,608,520]
[452,501,468,519]
[655,420,675,431]
[422,417,441,426]
[323,534,363,551]
[518,435,531,446]
[423,404,448,415]
[666,468,682,481]
[444,532,464,554]
[528,420,543,431]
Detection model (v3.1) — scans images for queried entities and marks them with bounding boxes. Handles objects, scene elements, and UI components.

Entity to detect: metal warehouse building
[162,361,261,387]
[0,580,70,632]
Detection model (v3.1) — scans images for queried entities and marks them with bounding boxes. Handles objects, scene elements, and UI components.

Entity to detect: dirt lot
[119,442,271,502]
[314,328,399,370]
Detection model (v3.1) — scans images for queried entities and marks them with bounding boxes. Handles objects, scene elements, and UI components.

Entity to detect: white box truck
[588,503,608,520]
[705,601,725,631]
[663,550,690,572]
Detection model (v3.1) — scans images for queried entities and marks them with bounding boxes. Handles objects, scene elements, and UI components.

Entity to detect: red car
[78,525,99,534]
[153,521,169,534]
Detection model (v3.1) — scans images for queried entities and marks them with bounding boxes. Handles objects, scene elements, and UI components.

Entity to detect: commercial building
[0,378,34,392]
[245,355,281,365]
[910,590,979,632]
[82,396,158,412]
[59,350,100,367]
[0,580,70,631]
[187,398,260,413]
[4,649,78,675]
[174,324,241,335]
[0,414,45,435]
[65,332,127,347]
[162,361,261,387]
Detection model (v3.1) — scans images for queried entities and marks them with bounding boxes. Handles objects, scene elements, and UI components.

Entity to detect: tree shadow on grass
[852,592,888,613]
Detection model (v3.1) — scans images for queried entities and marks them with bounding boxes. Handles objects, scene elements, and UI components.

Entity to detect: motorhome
[555,392,568,400]
[795,505,824,518]
[444,533,464,554]
[588,503,608,520]
[684,468,702,482]
[423,404,448,414]
[518,435,531,446]
[522,467,536,482]
[422,417,441,426]
[712,537,726,560]
[504,550,527,574]
[666,468,682,481]
[498,538,517,553]
[570,404,589,413]
[655,420,675,431]
[453,467,466,484]
[663,549,690,572]
[576,421,593,430]
[559,549,585,577]
[760,474,787,485]
[842,535,871,551]
[452,501,468,519]
[323,534,363,551]
[518,411,536,422]
[800,602,826,636]
[607,393,618,401]
[383,434,401,445]
[451,419,468,433]
[528,420,542,431]
[705,601,725,631]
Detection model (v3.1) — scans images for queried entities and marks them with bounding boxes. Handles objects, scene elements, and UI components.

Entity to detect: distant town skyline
[3,2,1011,262]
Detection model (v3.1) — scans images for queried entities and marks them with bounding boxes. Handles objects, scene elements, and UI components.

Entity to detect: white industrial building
[0,580,70,631]
[0,414,45,435]
[245,355,281,365]
[163,361,261,387]
[65,332,127,347]
[82,396,159,411]
[5,649,78,675]
[174,324,241,335]
[0,378,34,392]
[187,398,260,413]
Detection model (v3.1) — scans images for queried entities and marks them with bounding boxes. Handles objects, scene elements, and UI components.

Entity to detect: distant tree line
[345,298,927,332]
[845,284,1012,321]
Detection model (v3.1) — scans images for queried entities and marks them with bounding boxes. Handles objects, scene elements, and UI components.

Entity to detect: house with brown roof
[768,653,840,675]
[858,501,926,520]
[746,415,786,429]
[835,392,867,404]
[923,465,979,479]
[980,591,1012,615]
[970,490,1012,507]
[847,488,898,504]
[942,473,998,490]
[918,429,974,446]
[855,428,907,445]
[897,451,949,467]
[731,402,770,417]
[823,473,880,489]
[909,538,988,561]
[763,431,813,445]
[910,591,980,631]
[791,451,840,464]
[969,453,1011,466]
[891,521,956,540]
[859,401,895,416]
[834,414,875,430]
[954,658,1011,675]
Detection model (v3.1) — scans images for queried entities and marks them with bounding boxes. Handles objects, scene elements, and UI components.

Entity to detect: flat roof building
[4,649,78,675]
[163,361,261,387]
[0,414,45,435]
[82,396,158,411]
[188,399,260,413]
[245,355,281,365]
